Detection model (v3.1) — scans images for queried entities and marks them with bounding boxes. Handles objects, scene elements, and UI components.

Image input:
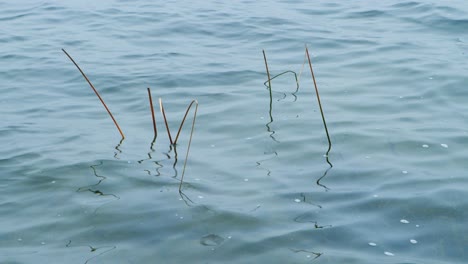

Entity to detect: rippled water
[1,1,468,263]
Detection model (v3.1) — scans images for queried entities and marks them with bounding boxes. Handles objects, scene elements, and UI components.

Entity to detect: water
[1,1,468,263]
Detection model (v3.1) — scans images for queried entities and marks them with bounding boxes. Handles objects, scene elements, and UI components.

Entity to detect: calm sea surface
[1,1,468,263]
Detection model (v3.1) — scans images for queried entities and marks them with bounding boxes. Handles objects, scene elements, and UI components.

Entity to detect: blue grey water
[1,0,467,263]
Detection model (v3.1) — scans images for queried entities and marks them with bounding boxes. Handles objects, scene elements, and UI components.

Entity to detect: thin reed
[263,70,299,91]
[178,100,198,192]
[157,98,199,191]
[62,49,125,139]
[159,98,174,145]
[262,49,272,89]
[305,45,332,154]
[147,87,157,141]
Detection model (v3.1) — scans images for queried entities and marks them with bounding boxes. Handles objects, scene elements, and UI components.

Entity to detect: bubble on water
[127,161,131,164]
[402,170,408,174]
[294,199,301,203]
[260,116,264,120]
[41,242,46,245]
[200,234,225,246]
[428,76,433,80]
[17,238,22,242]
[244,178,249,182]
[416,224,420,228]
[365,156,371,159]
[198,196,204,199]
[400,219,410,224]
[246,137,252,140]
[373,194,379,198]
[51,181,56,184]
[410,239,418,244]
[306,255,311,258]
[399,96,403,99]
[422,144,429,148]
[210,145,215,148]
[440,144,448,148]
[384,251,394,256]
[195,178,200,181]
[368,242,377,247]
[180,216,184,219]
[227,236,232,239]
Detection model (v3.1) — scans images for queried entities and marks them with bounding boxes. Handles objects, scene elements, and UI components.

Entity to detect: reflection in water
[66,240,116,264]
[299,193,322,209]
[289,248,322,260]
[200,234,225,246]
[258,68,302,177]
[316,155,332,191]
[255,151,277,176]
[77,162,120,213]
[113,138,124,160]
[263,70,300,143]
[264,68,276,142]
[169,144,179,178]
[137,152,154,164]
[152,160,164,177]
[249,204,262,212]
[178,190,195,206]
[140,144,178,178]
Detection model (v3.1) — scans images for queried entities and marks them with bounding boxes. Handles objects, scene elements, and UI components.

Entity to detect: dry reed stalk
[159,99,199,146]
[147,87,157,140]
[263,70,299,90]
[262,49,272,89]
[159,98,174,144]
[62,49,125,139]
[157,98,198,191]
[179,100,198,192]
[305,45,332,154]
[174,100,198,144]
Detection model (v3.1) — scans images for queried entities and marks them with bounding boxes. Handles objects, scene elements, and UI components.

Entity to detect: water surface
[1,1,468,263]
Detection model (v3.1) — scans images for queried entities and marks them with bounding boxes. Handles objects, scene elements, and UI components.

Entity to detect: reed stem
[159,98,174,145]
[62,49,125,139]
[262,49,272,89]
[179,100,198,192]
[147,87,157,141]
[305,45,332,154]
[174,100,198,144]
